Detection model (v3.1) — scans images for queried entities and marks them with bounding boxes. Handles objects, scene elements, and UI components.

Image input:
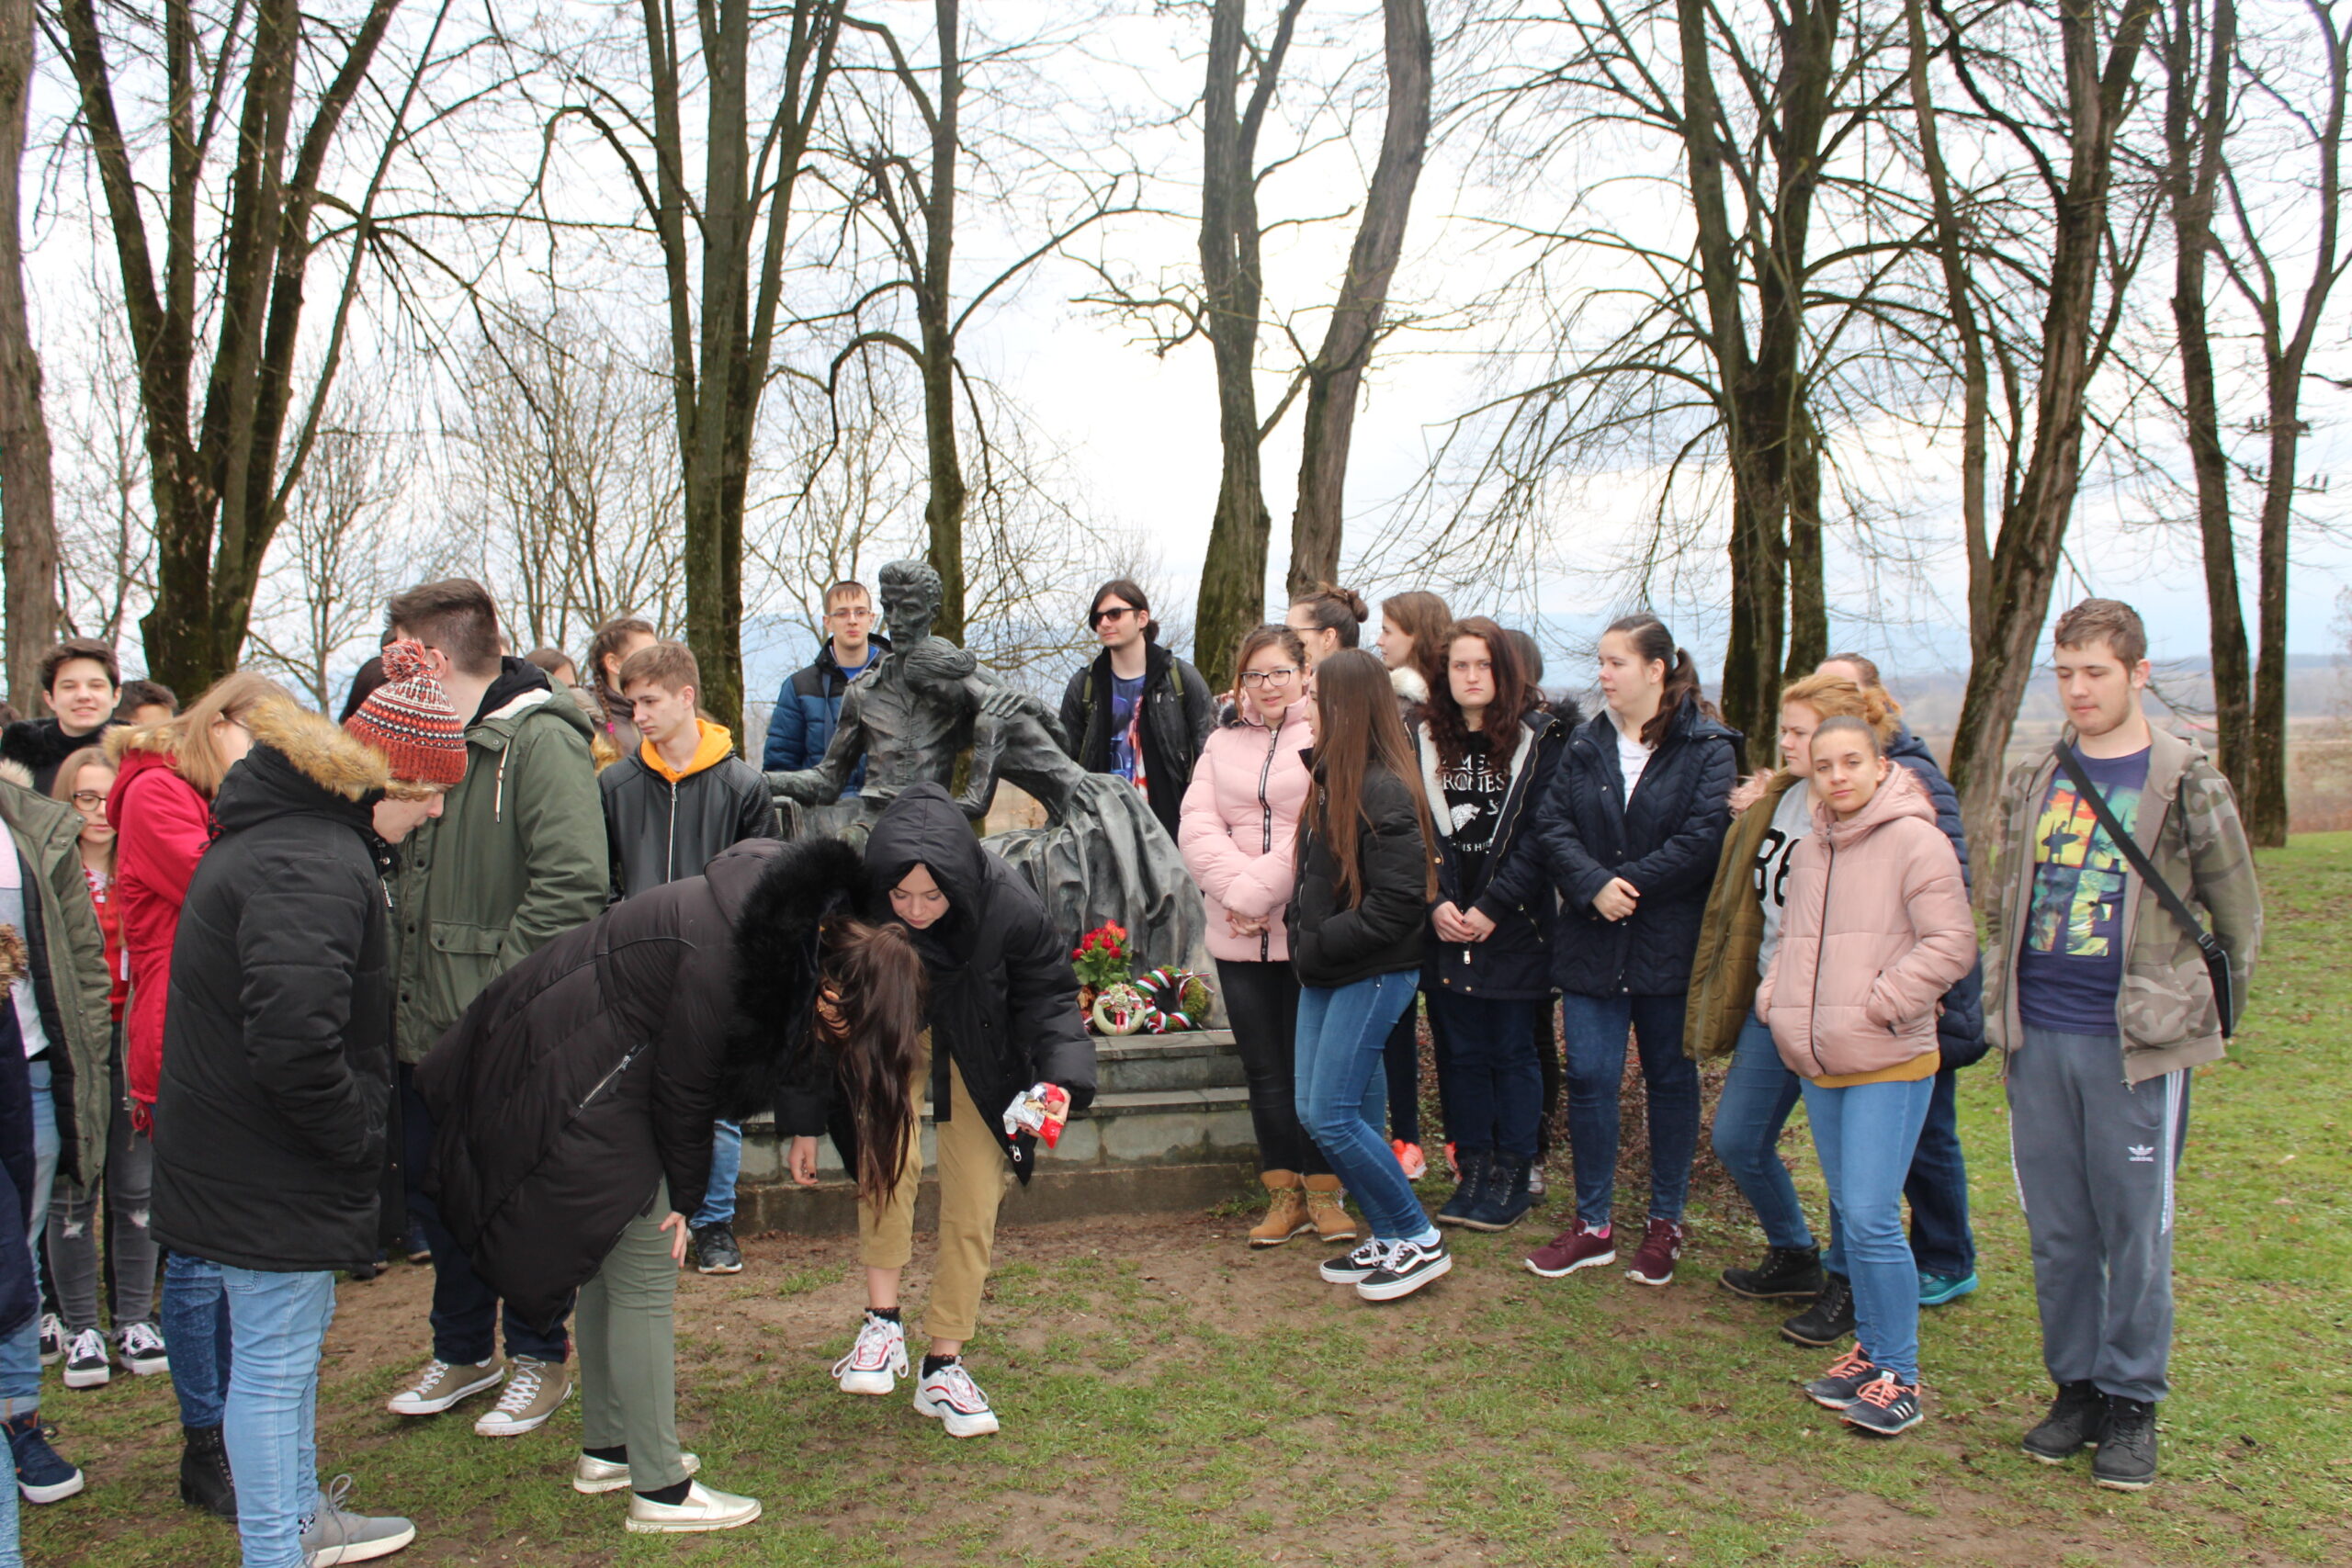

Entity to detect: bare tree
[2218,0,2352,844]
[51,321,157,650]
[556,0,846,739]
[0,0,58,707]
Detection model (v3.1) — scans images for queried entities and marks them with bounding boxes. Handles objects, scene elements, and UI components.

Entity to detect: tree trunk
[2164,0,2247,793]
[920,0,966,647]
[2245,395,2293,844]
[1782,398,1825,680]
[1283,0,1430,598]
[1945,2,2156,854]
[1192,0,1304,691]
[0,0,59,707]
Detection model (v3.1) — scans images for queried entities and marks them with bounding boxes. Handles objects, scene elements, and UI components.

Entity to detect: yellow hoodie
[640,719,737,784]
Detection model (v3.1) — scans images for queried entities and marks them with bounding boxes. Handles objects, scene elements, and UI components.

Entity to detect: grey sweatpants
[2007,1025,2190,1404]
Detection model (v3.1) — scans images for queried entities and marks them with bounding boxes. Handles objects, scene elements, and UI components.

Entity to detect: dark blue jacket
[1534,701,1741,998]
[1886,724,1988,1069]
[762,636,890,784]
[1417,709,1566,1000]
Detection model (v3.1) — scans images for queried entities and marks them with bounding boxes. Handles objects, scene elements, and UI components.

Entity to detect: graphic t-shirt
[2016,745,2151,1032]
[1752,783,1815,980]
[1109,672,1148,788]
[1440,733,1509,889]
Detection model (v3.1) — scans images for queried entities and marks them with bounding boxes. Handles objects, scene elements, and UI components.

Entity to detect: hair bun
[379,638,433,682]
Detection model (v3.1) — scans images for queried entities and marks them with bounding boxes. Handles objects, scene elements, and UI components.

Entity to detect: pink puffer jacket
[1179,698,1313,964]
[1758,766,1977,1081]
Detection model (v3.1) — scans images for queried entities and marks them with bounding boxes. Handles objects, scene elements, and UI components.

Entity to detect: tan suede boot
[1303,1175,1356,1243]
[1249,1171,1313,1247]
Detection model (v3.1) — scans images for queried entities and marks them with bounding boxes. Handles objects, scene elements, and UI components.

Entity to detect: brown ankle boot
[1303,1175,1356,1242]
[1249,1171,1313,1247]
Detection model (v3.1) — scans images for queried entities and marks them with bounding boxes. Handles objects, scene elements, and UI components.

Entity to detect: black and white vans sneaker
[62,1329,110,1390]
[37,1314,62,1368]
[118,1321,169,1377]
[1356,1238,1453,1302]
[1317,1239,1392,1285]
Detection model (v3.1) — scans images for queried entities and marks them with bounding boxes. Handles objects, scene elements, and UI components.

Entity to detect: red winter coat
[106,736,215,1120]
[1179,697,1313,964]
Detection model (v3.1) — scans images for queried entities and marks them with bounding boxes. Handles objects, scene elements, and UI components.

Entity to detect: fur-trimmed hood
[713,835,877,1124]
[209,700,388,843]
[244,700,390,802]
[0,760,29,791]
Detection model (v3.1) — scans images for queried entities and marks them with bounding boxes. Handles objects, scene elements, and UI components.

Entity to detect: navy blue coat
[1418,709,1565,1000]
[1885,725,1988,1069]
[762,636,889,784]
[1533,701,1741,998]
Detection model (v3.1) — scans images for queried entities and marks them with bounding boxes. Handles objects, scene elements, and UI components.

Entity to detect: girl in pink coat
[1758,716,1975,1438]
[1178,625,1348,1247]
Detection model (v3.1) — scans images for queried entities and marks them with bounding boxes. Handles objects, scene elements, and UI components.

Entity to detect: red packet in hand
[1002,1082,1072,1148]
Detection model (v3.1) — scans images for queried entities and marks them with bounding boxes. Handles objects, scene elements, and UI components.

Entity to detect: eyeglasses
[70,791,106,809]
[1238,668,1299,687]
[827,605,872,621]
[1091,605,1137,626]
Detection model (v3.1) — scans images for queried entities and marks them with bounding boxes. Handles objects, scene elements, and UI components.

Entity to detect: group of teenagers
[0,570,2263,1568]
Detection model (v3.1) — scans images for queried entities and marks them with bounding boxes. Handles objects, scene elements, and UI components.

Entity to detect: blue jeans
[220,1266,337,1568]
[0,1061,59,1417]
[1711,1013,1814,1251]
[1425,990,1542,1160]
[689,1122,742,1229]
[1295,973,1424,1242]
[1558,992,1701,1228]
[163,1248,235,1428]
[1802,1074,1935,1384]
[400,1066,569,1364]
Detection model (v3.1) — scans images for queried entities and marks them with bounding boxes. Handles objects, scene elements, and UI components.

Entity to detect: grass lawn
[24,836,2352,1566]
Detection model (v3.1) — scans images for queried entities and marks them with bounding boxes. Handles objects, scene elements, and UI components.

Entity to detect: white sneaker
[118,1320,170,1376]
[472,1355,569,1437]
[37,1314,62,1368]
[386,1357,503,1416]
[62,1328,111,1390]
[572,1450,700,1495]
[625,1479,762,1534]
[300,1475,417,1564]
[831,1313,909,1396]
[913,1361,1001,1438]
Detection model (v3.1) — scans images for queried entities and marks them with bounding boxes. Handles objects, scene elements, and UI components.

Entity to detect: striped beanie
[344,640,469,789]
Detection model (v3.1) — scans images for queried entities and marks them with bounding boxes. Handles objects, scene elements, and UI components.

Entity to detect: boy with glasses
[1057,580,1215,841]
[763,582,890,789]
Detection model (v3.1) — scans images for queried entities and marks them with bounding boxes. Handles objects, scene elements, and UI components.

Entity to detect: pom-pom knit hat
[345,639,469,790]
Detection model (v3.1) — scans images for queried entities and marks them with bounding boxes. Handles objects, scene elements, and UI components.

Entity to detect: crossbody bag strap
[2054,741,2235,1035]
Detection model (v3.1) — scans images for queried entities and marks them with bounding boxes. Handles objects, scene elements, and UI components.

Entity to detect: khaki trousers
[576,1180,688,1492]
[856,1052,1009,1344]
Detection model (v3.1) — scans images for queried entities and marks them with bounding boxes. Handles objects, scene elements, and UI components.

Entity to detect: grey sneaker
[302,1475,417,1564]
[472,1355,569,1438]
[386,1357,502,1416]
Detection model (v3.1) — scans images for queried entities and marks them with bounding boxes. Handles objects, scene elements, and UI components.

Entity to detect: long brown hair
[1604,613,1714,749]
[1301,649,1436,905]
[1380,591,1453,700]
[51,747,118,874]
[815,919,931,1204]
[1427,617,1533,772]
[124,671,287,798]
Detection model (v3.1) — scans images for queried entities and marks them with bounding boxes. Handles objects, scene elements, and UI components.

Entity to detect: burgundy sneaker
[1523,1219,1615,1279]
[1624,1218,1684,1286]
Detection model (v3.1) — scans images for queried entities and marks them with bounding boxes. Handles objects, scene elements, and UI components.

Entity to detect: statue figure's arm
[958,705,1006,822]
[767,684,865,805]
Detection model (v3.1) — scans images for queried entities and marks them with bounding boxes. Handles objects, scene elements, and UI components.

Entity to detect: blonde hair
[134,671,288,798]
[1777,672,1900,758]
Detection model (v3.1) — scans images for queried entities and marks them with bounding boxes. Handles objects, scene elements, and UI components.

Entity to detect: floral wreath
[1137,967,1213,1033]
[1089,981,1150,1036]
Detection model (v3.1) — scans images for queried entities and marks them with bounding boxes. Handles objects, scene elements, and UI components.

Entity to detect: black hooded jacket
[416,837,803,1331]
[151,703,402,1274]
[1057,642,1216,840]
[789,784,1094,1182]
[1532,699,1742,998]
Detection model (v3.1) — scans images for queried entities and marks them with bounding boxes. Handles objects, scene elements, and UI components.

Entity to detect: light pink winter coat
[1179,696,1314,964]
[1757,766,1977,1082]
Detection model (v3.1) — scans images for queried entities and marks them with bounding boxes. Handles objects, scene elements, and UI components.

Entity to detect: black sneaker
[1356,1237,1453,1302]
[1802,1347,1881,1410]
[1780,1272,1856,1347]
[1840,1372,1924,1436]
[2091,1396,2157,1490]
[7,1411,85,1504]
[61,1328,110,1390]
[2021,1380,2105,1463]
[404,1219,432,1266]
[693,1224,743,1275]
[1317,1239,1391,1284]
[1720,1245,1824,1301]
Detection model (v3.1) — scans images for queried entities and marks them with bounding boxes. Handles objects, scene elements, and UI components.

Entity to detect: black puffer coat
[1288,759,1434,989]
[1417,711,1565,1000]
[151,703,402,1274]
[417,837,808,1331]
[1885,726,1988,1069]
[1533,701,1741,998]
[795,784,1094,1182]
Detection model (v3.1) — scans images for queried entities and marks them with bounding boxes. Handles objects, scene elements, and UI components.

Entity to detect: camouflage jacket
[1984,725,2262,1084]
